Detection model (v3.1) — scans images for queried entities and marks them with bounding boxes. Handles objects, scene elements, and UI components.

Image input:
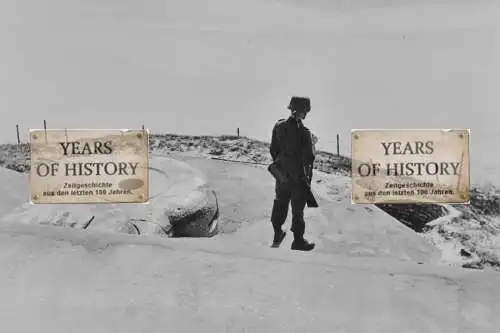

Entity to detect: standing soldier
[268,96,316,251]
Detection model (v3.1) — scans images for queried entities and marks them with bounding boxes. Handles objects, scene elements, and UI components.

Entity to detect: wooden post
[16,124,20,144]
[43,120,48,144]
[336,134,340,157]
[141,125,147,145]
[237,128,240,137]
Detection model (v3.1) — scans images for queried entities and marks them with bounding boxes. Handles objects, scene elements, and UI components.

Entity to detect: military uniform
[269,115,315,246]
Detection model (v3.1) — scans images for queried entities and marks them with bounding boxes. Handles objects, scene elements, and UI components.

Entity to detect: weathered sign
[351,129,470,204]
[30,129,149,204]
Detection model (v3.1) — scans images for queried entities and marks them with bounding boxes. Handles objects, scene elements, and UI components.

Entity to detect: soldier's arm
[303,127,315,165]
[270,124,280,162]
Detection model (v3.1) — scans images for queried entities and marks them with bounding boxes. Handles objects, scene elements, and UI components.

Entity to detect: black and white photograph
[0,0,499,332]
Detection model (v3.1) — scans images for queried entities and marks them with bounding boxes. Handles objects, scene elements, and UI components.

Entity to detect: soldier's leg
[290,180,315,251]
[270,179,291,234]
[290,180,307,239]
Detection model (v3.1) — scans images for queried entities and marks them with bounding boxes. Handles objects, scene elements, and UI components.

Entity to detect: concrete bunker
[0,157,220,238]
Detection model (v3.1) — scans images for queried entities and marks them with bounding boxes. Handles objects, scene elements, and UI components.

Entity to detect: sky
[1,0,499,183]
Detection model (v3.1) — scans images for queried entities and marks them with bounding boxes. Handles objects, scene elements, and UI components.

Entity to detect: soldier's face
[295,111,307,120]
[292,110,307,120]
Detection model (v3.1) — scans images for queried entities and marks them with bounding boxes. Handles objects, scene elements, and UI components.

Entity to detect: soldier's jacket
[270,116,315,181]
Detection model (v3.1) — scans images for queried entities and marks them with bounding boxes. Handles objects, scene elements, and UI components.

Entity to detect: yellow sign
[351,129,470,204]
[30,129,149,204]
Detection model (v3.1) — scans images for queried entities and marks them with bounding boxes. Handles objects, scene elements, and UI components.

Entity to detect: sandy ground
[1,221,499,333]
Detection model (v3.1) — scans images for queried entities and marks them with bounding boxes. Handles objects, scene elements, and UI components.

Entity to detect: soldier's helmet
[288,96,311,113]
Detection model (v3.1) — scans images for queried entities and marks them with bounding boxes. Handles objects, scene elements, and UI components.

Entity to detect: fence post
[16,124,20,144]
[237,127,240,137]
[43,120,48,144]
[336,133,340,157]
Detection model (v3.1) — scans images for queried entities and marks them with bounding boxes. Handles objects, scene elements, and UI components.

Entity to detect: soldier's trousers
[270,178,307,239]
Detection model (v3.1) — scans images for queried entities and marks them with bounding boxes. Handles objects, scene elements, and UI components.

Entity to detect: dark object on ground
[376,203,445,232]
[461,249,472,257]
[82,216,95,230]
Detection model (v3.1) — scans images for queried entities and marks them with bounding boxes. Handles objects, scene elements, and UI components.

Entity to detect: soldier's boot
[290,216,314,251]
[270,200,288,247]
[290,210,314,251]
[271,229,287,248]
[291,237,315,251]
